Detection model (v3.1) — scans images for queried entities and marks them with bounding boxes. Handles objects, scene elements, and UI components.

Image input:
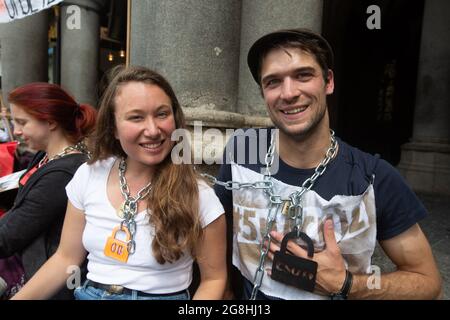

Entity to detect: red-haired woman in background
[0,83,96,299]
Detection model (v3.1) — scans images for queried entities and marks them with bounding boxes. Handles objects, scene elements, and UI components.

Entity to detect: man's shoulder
[338,138,378,161]
[337,138,410,193]
[337,138,382,173]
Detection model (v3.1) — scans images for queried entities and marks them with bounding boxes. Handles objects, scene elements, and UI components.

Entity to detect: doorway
[323,0,424,165]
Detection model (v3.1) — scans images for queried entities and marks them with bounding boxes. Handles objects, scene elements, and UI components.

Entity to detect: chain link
[38,141,91,168]
[201,174,276,193]
[202,129,338,299]
[250,201,281,299]
[118,157,152,255]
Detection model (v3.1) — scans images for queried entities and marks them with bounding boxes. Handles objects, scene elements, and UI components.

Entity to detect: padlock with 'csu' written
[271,230,318,292]
[104,225,131,263]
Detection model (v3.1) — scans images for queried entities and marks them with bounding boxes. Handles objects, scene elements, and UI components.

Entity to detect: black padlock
[271,231,318,292]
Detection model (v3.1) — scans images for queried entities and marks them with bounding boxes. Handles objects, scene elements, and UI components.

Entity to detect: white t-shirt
[65,157,224,294]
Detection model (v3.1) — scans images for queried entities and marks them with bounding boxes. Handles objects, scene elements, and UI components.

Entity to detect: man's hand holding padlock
[266,219,348,296]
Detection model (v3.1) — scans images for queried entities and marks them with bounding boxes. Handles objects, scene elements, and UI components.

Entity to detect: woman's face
[10,103,51,152]
[113,81,177,171]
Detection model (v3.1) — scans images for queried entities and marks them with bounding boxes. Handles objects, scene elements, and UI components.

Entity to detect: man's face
[260,47,334,139]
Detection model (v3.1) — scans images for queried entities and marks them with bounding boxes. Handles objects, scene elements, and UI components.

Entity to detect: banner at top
[0,0,63,23]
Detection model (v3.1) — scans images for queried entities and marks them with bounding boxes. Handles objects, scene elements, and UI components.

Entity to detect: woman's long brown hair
[90,65,202,264]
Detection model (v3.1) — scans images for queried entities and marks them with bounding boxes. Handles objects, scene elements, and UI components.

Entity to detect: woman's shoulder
[197,178,214,192]
[50,153,88,169]
[27,150,46,168]
[197,178,223,204]
[65,157,115,191]
[196,178,225,225]
[28,153,86,178]
[86,156,116,169]
[77,156,116,176]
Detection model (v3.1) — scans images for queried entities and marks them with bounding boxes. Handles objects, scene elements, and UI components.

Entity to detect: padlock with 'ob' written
[271,230,318,292]
[104,225,131,263]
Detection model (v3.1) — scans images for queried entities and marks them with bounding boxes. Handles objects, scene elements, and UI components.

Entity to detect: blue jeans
[74,280,190,300]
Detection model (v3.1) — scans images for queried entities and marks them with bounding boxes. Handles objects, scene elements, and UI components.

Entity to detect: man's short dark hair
[247,28,334,85]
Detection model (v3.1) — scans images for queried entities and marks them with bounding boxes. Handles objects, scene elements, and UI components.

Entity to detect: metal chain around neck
[250,129,338,299]
[200,129,339,299]
[290,130,338,232]
[39,141,90,168]
[118,157,152,254]
[118,158,153,204]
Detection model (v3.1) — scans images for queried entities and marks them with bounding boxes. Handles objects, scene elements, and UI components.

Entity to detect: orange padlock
[104,225,131,263]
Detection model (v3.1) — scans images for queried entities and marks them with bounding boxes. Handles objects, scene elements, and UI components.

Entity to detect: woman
[0,83,96,299]
[13,66,227,300]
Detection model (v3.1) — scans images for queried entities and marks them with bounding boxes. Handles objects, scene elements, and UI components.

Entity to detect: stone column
[237,0,324,115]
[130,0,241,112]
[398,0,450,195]
[60,0,106,106]
[0,11,48,101]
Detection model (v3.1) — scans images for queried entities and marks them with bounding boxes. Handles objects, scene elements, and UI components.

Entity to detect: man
[214,29,442,300]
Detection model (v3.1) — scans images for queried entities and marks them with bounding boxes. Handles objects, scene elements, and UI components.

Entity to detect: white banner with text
[0,0,63,23]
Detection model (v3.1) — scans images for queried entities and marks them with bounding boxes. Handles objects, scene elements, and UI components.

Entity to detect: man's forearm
[349,270,441,300]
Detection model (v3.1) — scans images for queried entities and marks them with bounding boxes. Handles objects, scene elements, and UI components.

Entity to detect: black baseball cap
[247,28,334,84]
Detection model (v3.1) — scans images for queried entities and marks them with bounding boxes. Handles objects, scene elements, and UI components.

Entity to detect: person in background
[13,66,227,300]
[0,128,9,143]
[0,83,96,299]
[0,106,12,142]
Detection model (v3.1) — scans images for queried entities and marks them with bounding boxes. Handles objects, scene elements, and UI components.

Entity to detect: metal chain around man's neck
[200,129,338,299]
[118,157,152,254]
[249,129,338,299]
